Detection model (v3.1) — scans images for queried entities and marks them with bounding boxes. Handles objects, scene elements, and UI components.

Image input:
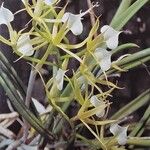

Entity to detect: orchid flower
[94,48,112,71]
[101,25,121,49]
[55,68,66,91]
[62,4,97,35]
[0,4,14,26]
[110,123,128,145]
[90,95,105,118]
[17,34,34,56]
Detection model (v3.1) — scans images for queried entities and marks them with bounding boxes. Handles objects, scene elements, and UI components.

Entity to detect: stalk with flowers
[0,0,150,149]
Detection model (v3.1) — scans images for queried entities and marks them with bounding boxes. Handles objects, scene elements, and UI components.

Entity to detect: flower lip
[110,123,128,145]
[55,68,66,91]
[0,3,14,25]
[17,34,34,56]
[44,0,53,5]
[62,12,83,35]
[94,48,112,71]
[101,25,121,49]
[90,95,105,118]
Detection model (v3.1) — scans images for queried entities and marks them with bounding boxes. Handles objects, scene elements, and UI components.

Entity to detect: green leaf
[110,0,132,26]
[127,137,150,147]
[110,0,149,30]
[0,52,55,141]
[129,105,150,137]
[117,48,150,66]
[0,51,26,94]
[112,43,139,54]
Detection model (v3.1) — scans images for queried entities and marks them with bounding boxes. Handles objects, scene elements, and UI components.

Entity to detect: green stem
[127,137,150,147]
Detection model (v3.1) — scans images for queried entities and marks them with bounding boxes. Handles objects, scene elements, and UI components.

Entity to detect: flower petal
[117,126,128,145]
[44,0,53,5]
[90,95,105,117]
[94,48,112,71]
[55,69,66,91]
[101,25,121,49]
[0,4,14,25]
[62,13,83,35]
[71,16,83,35]
[110,123,128,145]
[106,34,119,50]
[17,34,34,56]
[32,98,46,115]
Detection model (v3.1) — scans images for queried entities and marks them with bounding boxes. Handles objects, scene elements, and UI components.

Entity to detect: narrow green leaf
[0,67,55,141]
[112,43,139,54]
[111,89,150,120]
[129,105,150,137]
[117,48,150,66]
[127,137,150,147]
[110,0,149,30]
[110,0,132,26]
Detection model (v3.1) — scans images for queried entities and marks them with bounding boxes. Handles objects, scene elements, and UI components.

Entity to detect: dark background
[0,0,150,120]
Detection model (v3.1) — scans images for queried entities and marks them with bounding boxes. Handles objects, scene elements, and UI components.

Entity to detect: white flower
[101,25,121,49]
[94,48,112,71]
[62,12,84,35]
[90,95,105,118]
[110,123,128,145]
[17,34,34,56]
[44,0,53,5]
[0,4,14,26]
[55,68,66,91]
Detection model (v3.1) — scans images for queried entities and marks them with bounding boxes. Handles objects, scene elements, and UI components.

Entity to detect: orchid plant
[0,0,150,150]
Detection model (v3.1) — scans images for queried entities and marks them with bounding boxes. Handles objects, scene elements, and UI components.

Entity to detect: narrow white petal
[101,25,121,49]
[32,98,46,115]
[17,34,34,56]
[71,17,83,35]
[21,0,29,4]
[55,69,65,91]
[90,95,105,117]
[94,48,112,71]
[21,0,25,4]
[110,123,128,145]
[62,13,83,35]
[44,0,53,5]
[0,5,14,25]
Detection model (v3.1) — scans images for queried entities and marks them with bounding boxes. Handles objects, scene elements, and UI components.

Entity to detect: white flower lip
[44,0,53,5]
[90,95,105,118]
[94,48,112,71]
[17,34,34,56]
[110,123,128,145]
[55,68,66,91]
[62,12,83,35]
[0,4,14,25]
[101,25,121,49]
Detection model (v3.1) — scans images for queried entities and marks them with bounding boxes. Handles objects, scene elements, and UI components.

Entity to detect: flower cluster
[0,1,129,148]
